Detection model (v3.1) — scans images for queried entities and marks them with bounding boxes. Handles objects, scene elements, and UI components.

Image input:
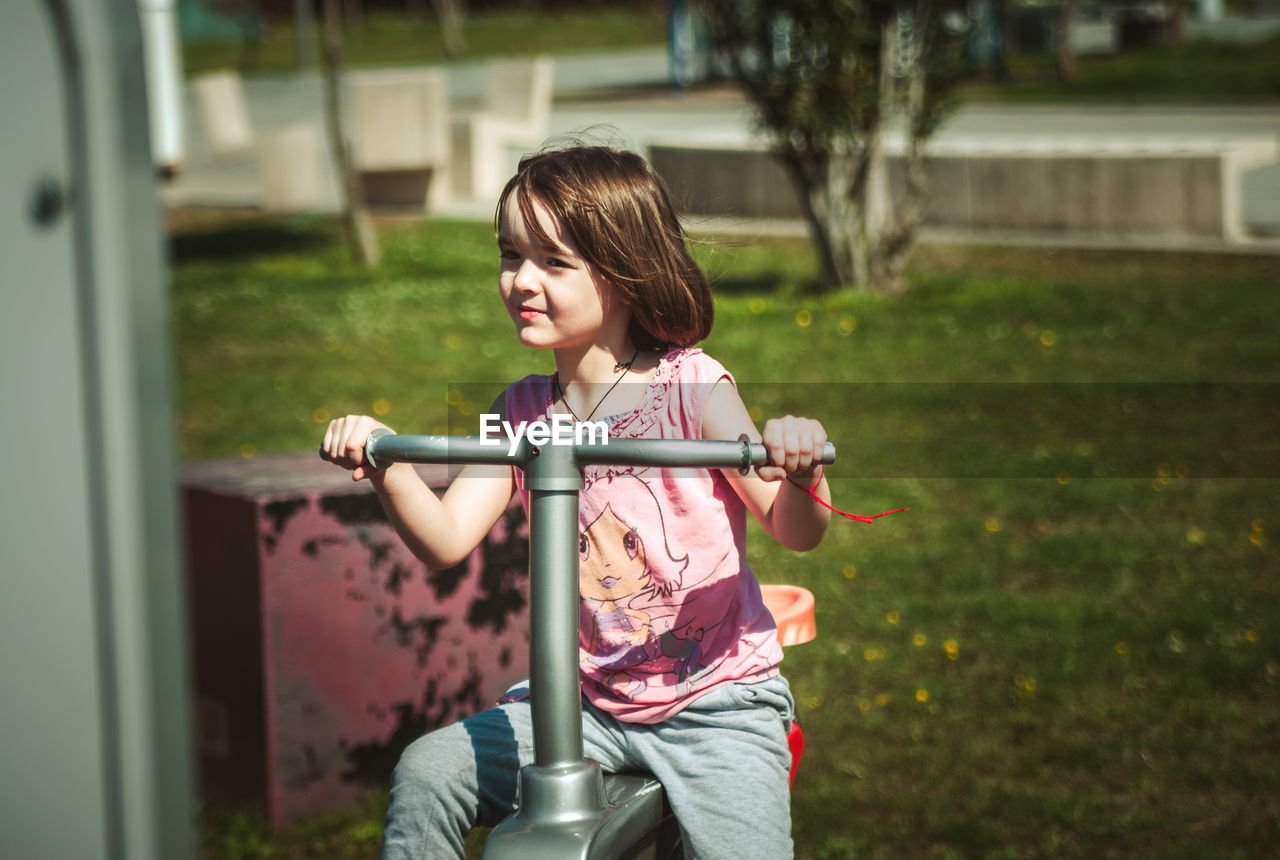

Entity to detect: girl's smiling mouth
[517,305,545,320]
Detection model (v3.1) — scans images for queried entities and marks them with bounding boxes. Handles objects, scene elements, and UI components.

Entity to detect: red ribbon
[789,466,909,523]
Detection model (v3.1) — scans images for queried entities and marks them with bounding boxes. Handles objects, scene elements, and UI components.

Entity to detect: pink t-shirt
[504,348,783,723]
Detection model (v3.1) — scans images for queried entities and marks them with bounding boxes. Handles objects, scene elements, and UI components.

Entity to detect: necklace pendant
[557,347,640,423]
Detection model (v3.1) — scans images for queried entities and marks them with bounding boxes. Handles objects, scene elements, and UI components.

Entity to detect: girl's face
[497,193,630,353]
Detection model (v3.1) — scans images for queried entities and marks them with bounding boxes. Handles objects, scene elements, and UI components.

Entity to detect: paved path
[163,44,1280,241]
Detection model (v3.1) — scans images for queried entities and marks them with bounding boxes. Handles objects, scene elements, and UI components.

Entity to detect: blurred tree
[431,0,467,58]
[407,0,468,57]
[1056,0,1077,82]
[322,0,382,265]
[700,0,969,292]
[1164,0,1185,44]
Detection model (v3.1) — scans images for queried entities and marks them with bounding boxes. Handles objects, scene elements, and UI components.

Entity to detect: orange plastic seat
[761,584,816,647]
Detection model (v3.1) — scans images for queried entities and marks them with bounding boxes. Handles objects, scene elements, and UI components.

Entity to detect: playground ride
[329,429,831,858]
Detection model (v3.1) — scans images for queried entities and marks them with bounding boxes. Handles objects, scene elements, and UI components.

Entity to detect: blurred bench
[451,56,554,201]
[649,132,1280,244]
[351,69,452,212]
[257,121,337,213]
[191,70,256,163]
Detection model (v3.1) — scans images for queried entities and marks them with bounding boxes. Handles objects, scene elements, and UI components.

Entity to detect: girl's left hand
[756,415,828,484]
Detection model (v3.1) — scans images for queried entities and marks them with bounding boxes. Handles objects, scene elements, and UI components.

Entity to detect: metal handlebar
[354,428,836,474]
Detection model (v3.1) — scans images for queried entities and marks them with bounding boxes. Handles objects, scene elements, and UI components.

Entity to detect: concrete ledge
[650,133,1280,244]
[183,452,529,827]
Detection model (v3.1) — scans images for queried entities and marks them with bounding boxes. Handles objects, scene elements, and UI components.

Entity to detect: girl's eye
[579,533,590,560]
[623,529,639,559]
[547,257,574,269]
[499,249,520,262]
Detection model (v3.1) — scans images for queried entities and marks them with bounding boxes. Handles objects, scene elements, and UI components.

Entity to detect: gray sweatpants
[381,676,796,859]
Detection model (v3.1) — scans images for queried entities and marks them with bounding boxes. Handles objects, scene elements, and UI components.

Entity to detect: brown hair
[495,145,713,351]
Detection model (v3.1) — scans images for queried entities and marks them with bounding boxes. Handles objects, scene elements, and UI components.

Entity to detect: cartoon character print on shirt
[578,471,730,701]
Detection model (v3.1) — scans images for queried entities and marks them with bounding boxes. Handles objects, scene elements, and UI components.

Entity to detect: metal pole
[527,486,584,766]
[521,442,587,767]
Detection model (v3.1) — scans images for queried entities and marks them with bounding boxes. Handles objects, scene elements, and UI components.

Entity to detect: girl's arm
[322,395,516,569]
[701,380,832,552]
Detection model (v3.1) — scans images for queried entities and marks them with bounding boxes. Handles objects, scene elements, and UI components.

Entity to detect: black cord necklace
[553,346,641,423]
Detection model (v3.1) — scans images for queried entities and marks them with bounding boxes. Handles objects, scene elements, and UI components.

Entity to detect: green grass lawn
[177,213,1279,858]
[959,34,1280,104]
[182,8,668,78]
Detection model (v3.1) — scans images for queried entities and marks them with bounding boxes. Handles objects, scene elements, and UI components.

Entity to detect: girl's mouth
[598,576,619,590]
[517,306,545,321]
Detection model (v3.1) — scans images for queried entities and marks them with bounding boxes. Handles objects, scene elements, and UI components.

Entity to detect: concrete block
[451,56,553,201]
[192,70,255,162]
[351,70,451,211]
[183,452,530,828]
[258,121,336,214]
[485,56,553,134]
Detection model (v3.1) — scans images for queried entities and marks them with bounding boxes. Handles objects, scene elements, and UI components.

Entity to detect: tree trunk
[778,144,888,292]
[293,0,317,71]
[855,13,896,291]
[872,136,926,293]
[237,1,266,72]
[430,0,466,58]
[849,146,881,289]
[1166,0,1185,44]
[321,0,381,266]
[993,0,1010,81]
[874,1,934,293]
[1057,0,1077,83]
[777,152,853,289]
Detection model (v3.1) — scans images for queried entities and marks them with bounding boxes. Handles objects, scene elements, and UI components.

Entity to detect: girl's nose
[513,259,540,293]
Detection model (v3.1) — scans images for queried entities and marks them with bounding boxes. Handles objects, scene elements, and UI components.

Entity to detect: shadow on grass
[712,271,827,296]
[169,219,335,265]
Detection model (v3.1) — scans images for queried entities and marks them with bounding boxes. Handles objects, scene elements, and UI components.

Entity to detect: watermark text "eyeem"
[479,413,609,456]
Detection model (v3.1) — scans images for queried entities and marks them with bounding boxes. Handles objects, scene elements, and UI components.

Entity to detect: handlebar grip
[738,435,836,474]
[315,426,394,471]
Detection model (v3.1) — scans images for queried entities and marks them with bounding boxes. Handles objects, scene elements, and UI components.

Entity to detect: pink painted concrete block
[183,452,529,828]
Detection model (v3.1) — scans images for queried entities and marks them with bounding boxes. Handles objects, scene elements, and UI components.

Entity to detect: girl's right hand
[322,415,392,482]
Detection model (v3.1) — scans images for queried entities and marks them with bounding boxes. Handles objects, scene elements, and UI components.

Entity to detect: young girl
[322,145,832,859]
